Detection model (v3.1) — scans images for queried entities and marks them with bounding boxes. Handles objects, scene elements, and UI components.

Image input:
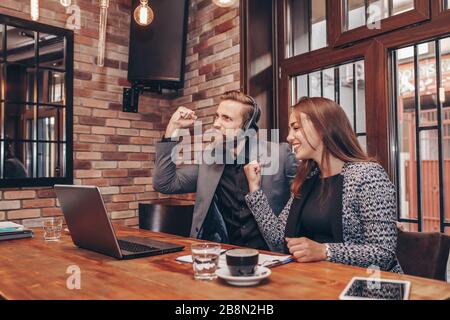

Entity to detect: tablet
[339,277,411,300]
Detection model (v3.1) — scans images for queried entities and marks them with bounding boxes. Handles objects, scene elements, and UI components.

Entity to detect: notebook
[0,221,25,232]
[0,222,34,241]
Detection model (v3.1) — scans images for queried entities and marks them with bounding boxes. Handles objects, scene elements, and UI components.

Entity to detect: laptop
[54,185,185,260]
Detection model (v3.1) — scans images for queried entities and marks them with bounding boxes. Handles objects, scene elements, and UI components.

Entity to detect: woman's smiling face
[287,112,323,161]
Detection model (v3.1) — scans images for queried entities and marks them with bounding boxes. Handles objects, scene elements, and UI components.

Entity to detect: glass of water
[42,217,63,242]
[191,243,221,280]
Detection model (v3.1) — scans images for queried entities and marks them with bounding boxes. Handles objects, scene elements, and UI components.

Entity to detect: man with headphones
[153,90,297,251]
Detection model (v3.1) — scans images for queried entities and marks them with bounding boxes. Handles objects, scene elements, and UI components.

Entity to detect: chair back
[396,230,450,281]
[139,200,194,237]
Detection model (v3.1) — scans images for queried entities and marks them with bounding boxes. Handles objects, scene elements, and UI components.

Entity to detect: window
[344,0,415,31]
[0,14,73,187]
[290,60,367,150]
[272,0,450,236]
[287,0,327,57]
[431,0,450,18]
[391,37,450,233]
[331,0,429,47]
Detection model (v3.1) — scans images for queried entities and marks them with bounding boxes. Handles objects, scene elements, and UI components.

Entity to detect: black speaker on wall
[127,0,189,91]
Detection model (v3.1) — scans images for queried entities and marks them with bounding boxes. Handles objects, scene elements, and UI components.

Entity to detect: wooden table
[0,226,449,300]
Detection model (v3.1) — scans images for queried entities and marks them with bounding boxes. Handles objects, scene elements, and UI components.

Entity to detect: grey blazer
[153,138,298,242]
[245,162,403,273]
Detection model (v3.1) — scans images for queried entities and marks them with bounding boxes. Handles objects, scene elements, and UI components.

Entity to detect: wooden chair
[138,200,194,237]
[396,229,450,281]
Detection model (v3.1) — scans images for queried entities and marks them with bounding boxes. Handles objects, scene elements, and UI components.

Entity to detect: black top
[216,143,269,250]
[162,136,268,250]
[297,174,344,244]
[215,148,269,251]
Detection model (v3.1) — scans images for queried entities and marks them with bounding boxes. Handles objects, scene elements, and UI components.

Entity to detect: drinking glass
[42,217,63,241]
[191,243,221,280]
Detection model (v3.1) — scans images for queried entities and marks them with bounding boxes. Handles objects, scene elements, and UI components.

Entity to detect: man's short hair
[220,90,260,129]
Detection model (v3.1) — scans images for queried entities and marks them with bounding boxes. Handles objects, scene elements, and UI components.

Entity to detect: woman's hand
[286,237,327,263]
[244,160,261,193]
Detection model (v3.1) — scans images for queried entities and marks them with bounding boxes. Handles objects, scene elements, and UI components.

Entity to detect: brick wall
[0,0,240,227]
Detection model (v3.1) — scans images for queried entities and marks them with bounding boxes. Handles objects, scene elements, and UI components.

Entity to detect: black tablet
[339,277,411,300]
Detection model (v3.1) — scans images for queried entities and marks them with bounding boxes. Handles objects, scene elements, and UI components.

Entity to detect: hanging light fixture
[212,0,238,8]
[60,0,71,7]
[97,0,109,67]
[30,0,39,21]
[134,0,154,27]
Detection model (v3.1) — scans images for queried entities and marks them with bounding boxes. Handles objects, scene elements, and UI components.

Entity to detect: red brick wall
[0,0,240,227]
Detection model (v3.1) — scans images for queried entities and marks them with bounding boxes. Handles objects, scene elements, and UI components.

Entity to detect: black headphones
[241,94,261,132]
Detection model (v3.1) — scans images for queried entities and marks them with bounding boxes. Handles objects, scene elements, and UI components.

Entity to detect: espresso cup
[225,249,259,277]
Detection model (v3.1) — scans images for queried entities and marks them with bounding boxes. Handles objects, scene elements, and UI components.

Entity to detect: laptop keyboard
[118,239,157,253]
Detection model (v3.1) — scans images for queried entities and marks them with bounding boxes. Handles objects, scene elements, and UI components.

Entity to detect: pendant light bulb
[31,0,39,21]
[134,0,154,27]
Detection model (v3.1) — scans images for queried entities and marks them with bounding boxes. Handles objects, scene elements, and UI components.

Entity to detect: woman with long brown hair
[244,97,402,272]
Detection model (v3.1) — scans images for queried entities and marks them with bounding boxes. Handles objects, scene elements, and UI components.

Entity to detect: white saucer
[215,266,271,287]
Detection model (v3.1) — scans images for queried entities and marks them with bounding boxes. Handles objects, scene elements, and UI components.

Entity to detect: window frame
[432,0,450,18]
[277,0,334,60]
[381,28,450,233]
[0,13,73,188]
[329,0,430,48]
[274,0,450,233]
[289,60,369,143]
[278,40,392,169]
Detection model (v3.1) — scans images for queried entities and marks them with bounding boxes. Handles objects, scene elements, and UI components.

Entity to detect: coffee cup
[225,248,259,277]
